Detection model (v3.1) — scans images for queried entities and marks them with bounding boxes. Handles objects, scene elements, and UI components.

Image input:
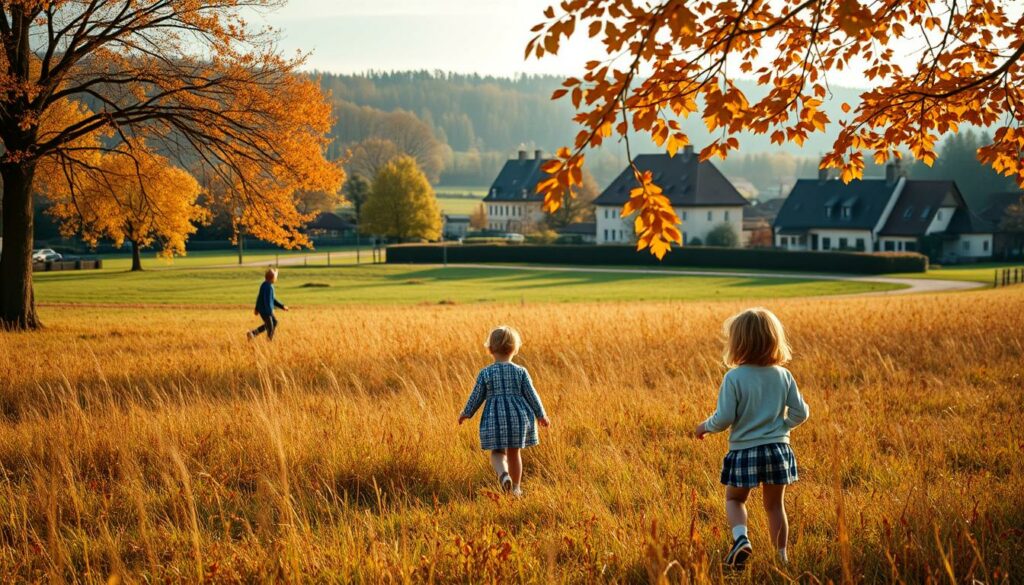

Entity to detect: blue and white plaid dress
[721,443,799,488]
[461,362,547,451]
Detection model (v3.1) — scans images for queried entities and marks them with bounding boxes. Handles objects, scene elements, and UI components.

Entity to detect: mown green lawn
[890,262,1023,284]
[33,264,903,306]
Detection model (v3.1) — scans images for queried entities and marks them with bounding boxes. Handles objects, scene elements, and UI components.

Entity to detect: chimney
[517,150,527,160]
[818,165,829,184]
[683,144,695,159]
[885,159,903,186]
[534,149,543,160]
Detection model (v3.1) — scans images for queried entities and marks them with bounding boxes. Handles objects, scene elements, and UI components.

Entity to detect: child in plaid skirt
[695,308,809,569]
[459,326,550,497]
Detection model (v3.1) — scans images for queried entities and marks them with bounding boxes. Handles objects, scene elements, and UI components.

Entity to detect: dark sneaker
[499,473,513,492]
[725,535,752,569]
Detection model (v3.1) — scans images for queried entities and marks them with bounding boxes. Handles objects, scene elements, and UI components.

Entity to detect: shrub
[705,223,739,248]
[385,244,928,274]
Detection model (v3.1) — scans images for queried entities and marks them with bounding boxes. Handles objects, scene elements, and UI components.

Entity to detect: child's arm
[783,373,810,428]
[520,369,549,426]
[697,375,737,438]
[275,299,288,311]
[458,371,488,424]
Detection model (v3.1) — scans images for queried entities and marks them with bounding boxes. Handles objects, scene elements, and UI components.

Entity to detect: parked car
[32,249,63,262]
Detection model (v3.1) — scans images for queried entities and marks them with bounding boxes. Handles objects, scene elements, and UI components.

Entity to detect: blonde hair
[723,308,792,367]
[485,326,522,356]
[265,268,279,282]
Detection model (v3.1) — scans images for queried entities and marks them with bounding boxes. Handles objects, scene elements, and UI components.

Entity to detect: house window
[826,207,833,218]
[884,241,895,251]
[983,240,990,252]
[897,241,904,251]
[604,229,609,241]
[937,210,944,220]
[841,206,851,219]
[921,206,931,219]
[707,211,713,221]
[839,237,848,249]
[724,210,730,221]
[905,241,917,252]
[682,211,688,221]
[903,207,914,219]
[963,240,971,251]
[856,238,865,250]
[822,237,832,250]
[780,236,788,246]
[683,232,688,245]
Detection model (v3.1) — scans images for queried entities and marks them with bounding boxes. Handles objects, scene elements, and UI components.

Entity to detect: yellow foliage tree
[361,156,441,242]
[528,0,1024,259]
[469,203,488,230]
[43,147,206,272]
[0,1,344,329]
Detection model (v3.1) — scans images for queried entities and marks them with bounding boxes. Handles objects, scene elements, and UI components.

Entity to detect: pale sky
[258,0,592,76]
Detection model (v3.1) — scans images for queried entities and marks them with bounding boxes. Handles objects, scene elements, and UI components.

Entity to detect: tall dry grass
[0,289,1022,583]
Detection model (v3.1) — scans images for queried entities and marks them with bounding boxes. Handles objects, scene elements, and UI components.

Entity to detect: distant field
[436,185,487,215]
[32,264,902,306]
[890,262,1023,284]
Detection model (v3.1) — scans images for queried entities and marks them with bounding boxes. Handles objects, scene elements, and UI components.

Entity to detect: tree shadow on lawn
[387,267,822,292]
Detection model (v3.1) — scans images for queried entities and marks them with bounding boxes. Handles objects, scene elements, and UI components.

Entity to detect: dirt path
[449,263,986,296]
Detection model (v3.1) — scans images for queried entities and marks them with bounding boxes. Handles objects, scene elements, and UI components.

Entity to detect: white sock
[778,547,788,562]
[489,451,508,476]
[732,525,748,541]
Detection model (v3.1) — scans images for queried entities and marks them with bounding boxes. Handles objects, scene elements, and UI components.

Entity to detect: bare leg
[725,486,751,536]
[762,484,789,554]
[506,448,522,488]
[489,450,508,476]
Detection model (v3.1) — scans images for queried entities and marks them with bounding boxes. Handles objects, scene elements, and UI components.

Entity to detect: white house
[773,161,995,261]
[483,150,549,233]
[593,147,748,245]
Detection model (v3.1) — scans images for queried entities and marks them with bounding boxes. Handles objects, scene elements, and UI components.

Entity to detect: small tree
[43,146,205,271]
[344,176,372,222]
[469,203,488,230]
[706,223,739,248]
[361,156,441,241]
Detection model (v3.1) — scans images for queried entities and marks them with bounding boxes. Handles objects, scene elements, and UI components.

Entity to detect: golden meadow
[1,289,1022,583]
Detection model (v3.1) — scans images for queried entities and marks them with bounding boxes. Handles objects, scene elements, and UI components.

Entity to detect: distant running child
[695,308,809,569]
[248,268,288,341]
[459,326,550,496]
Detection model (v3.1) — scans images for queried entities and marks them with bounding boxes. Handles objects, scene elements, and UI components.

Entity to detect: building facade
[483,150,550,233]
[593,147,748,245]
[773,162,994,261]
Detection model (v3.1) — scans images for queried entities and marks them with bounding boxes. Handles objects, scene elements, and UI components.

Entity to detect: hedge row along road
[444,263,987,297]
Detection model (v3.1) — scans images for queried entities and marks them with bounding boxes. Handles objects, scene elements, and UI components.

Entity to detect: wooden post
[327,251,331,266]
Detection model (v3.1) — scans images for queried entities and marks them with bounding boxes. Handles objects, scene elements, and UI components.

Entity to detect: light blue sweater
[703,365,809,451]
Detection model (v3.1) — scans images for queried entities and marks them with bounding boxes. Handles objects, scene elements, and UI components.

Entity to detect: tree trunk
[131,239,143,271]
[0,162,41,329]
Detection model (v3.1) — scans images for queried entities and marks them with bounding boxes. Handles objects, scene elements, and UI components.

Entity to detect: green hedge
[386,244,928,274]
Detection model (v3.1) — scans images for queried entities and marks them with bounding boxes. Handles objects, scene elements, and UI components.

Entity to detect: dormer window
[903,207,914,219]
[921,206,931,219]
[841,206,851,219]
[826,207,833,218]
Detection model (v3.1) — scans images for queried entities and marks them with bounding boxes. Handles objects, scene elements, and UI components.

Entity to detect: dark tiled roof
[773,178,896,231]
[592,153,749,207]
[483,157,552,202]
[879,181,961,236]
[443,214,470,222]
[977,191,1024,224]
[946,207,997,234]
[306,212,354,231]
[744,197,786,221]
[556,222,596,235]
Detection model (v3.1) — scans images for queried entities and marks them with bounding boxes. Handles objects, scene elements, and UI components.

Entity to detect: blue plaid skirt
[721,443,799,488]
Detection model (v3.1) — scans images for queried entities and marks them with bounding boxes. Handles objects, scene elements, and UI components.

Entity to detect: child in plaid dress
[695,308,809,569]
[459,326,550,496]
